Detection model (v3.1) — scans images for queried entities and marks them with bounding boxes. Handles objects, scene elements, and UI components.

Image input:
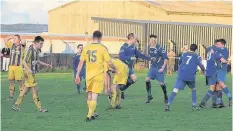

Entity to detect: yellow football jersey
[80,43,111,80]
[107,59,127,72]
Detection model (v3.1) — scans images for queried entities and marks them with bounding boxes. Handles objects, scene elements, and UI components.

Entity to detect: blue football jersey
[216,47,229,71]
[119,43,150,68]
[178,51,204,81]
[72,53,85,74]
[205,47,223,76]
[149,44,168,68]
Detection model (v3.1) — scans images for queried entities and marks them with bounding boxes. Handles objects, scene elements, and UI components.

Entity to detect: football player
[165,44,205,111]
[75,31,116,122]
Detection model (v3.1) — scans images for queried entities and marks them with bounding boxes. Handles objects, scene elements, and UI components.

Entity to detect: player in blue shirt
[214,39,231,107]
[145,35,169,104]
[73,44,86,94]
[200,39,232,107]
[165,44,205,111]
[118,33,154,98]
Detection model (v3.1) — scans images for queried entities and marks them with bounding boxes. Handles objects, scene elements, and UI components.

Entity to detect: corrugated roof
[92,17,232,28]
[144,1,232,16]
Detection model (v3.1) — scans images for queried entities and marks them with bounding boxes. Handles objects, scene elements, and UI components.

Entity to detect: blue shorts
[206,73,217,86]
[174,78,195,90]
[147,67,165,83]
[128,67,135,76]
[216,69,227,83]
[74,70,86,80]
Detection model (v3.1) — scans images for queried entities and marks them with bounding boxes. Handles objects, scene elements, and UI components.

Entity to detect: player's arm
[160,48,169,70]
[38,60,52,67]
[3,35,14,45]
[103,47,116,71]
[135,49,150,61]
[197,56,205,72]
[119,45,131,61]
[214,53,228,64]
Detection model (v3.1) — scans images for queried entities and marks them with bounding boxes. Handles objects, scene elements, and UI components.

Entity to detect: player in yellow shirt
[105,59,129,109]
[75,31,116,122]
[4,35,26,100]
[12,36,52,112]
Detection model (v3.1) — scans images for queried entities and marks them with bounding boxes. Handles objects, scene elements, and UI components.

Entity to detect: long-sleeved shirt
[72,53,85,75]
[119,43,150,68]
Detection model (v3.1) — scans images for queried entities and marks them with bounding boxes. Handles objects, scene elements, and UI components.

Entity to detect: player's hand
[131,57,136,61]
[150,57,156,62]
[46,64,52,68]
[210,49,214,54]
[158,67,164,73]
[28,69,33,74]
[75,76,81,84]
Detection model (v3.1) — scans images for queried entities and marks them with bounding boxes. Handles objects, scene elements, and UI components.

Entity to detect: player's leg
[119,72,136,99]
[145,68,155,103]
[15,66,24,93]
[217,70,232,106]
[211,85,218,108]
[187,81,200,111]
[199,84,215,108]
[8,66,15,100]
[116,87,122,109]
[86,92,98,121]
[215,84,224,108]
[165,79,185,111]
[145,77,153,103]
[218,81,232,106]
[12,87,30,111]
[110,84,117,108]
[31,86,47,112]
[156,70,168,104]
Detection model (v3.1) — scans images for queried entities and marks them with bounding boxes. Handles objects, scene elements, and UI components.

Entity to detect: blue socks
[201,90,214,103]
[192,89,197,106]
[222,87,232,100]
[168,92,177,105]
[212,91,217,104]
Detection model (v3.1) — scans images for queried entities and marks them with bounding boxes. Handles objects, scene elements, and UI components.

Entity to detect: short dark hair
[93,30,102,39]
[33,36,44,43]
[218,38,226,45]
[77,44,83,48]
[127,33,135,40]
[190,44,198,51]
[14,34,20,39]
[149,34,157,38]
[214,39,219,43]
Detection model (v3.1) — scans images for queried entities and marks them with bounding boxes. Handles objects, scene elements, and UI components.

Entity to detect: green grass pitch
[1,72,232,131]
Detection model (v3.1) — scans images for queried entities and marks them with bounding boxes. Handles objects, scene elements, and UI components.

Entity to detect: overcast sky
[1,0,73,24]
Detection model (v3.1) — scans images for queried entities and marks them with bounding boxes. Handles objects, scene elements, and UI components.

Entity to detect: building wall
[0,34,126,55]
[94,19,232,60]
[48,1,232,35]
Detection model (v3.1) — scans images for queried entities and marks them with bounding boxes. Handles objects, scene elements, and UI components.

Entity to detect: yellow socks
[87,101,97,118]
[9,82,15,98]
[111,89,117,108]
[18,81,24,93]
[15,91,25,105]
[32,92,42,109]
[116,89,122,106]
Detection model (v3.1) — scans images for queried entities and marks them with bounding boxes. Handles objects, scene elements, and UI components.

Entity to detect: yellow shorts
[86,73,104,94]
[24,70,38,88]
[8,66,24,80]
[113,67,129,85]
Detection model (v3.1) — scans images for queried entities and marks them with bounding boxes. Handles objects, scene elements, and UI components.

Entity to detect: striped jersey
[9,43,25,66]
[24,45,40,74]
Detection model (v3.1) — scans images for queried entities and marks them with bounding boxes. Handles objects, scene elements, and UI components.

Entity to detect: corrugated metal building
[92,17,232,60]
[48,1,232,35]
